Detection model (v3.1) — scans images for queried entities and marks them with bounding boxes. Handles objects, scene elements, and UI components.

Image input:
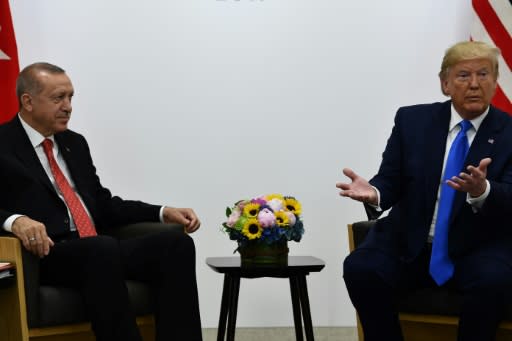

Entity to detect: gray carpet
[202,327,358,341]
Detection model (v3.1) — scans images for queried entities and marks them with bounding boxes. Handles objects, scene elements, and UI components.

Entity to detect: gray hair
[16,62,66,107]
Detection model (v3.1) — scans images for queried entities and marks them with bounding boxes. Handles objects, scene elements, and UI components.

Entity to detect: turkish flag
[0,0,19,124]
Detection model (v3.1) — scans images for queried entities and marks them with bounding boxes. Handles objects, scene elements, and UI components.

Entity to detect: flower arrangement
[222,194,304,249]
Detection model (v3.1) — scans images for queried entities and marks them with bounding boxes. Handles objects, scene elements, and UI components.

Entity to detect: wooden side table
[206,256,325,341]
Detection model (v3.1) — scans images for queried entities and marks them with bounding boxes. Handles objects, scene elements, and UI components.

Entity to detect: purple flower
[251,198,267,205]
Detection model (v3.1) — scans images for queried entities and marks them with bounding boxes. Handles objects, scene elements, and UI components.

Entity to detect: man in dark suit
[336,41,512,340]
[0,62,203,341]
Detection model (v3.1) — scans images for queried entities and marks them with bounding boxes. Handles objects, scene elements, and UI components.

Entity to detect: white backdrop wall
[10,0,473,328]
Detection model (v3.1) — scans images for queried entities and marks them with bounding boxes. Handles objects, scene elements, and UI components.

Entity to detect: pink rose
[285,211,296,226]
[226,208,241,227]
[257,208,276,228]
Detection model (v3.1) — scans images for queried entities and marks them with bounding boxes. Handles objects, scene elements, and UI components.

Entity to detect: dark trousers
[343,243,512,341]
[40,229,202,341]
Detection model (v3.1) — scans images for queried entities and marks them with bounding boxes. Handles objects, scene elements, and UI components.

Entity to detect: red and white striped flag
[470,0,512,114]
[0,0,19,124]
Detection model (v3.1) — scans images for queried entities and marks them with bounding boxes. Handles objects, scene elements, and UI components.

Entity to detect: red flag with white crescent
[0,0,19,123]
[471,0,512,114]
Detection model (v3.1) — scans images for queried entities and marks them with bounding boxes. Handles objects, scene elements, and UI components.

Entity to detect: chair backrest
[348,220,376,252]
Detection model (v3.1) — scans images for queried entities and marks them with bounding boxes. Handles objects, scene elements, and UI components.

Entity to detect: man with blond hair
[337,41,512,340]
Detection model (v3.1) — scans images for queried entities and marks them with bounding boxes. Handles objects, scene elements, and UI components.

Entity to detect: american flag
[470,0,512,114]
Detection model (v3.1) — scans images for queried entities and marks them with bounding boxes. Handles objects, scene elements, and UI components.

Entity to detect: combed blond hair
[439,41,500,81]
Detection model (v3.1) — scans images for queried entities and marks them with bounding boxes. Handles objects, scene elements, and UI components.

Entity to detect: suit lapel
[10,117,56,194]
[424,102,451,216]
[55,134,80,185]
[464,107,503,169]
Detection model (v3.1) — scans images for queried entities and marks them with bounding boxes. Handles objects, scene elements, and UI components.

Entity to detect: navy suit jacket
[0,116,161,239]
[362,101,512,264]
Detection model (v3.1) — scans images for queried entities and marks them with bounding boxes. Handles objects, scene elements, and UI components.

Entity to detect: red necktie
[42,138,97,238]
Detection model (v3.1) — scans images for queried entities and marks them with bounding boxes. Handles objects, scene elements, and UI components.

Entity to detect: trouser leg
[454,251,512,341]
[40,236,142,341]
[121,230,202,341]
[343,244,436,341]
[343,248,404,341]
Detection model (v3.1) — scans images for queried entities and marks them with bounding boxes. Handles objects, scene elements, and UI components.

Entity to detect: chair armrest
[347,220,377,251]
[104,222,185,240]
[0,236,31,339]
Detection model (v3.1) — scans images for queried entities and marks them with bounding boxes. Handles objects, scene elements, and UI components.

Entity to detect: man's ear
[440,78,450,96]
[20,93,33,111]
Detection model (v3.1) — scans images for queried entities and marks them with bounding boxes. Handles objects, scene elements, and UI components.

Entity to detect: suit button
[64,218,69,224]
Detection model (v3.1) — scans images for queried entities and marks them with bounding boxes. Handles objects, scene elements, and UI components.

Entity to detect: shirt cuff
[367,186,382,212]
[3,214,25,232]
[466,180,490,210]
[159,206,165,223]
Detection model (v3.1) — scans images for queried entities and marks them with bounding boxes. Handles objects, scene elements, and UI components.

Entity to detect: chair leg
[356,314,364,341]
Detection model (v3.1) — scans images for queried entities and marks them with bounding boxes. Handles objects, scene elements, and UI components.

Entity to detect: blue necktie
[429,120,472,285]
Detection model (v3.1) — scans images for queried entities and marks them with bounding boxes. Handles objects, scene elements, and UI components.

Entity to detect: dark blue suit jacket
[0,116,161,239]
[362,101,512,264]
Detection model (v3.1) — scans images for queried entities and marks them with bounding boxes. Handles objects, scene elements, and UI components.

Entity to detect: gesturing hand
[11,216,54,258]
[446,158,491,197]
[336,168,378,205]
[162,206,201,233]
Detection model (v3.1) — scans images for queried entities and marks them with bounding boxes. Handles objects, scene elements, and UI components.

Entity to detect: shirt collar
[18,114,56,148]
[449,104,489,132]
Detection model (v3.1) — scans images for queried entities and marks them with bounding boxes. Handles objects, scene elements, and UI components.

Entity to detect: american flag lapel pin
[488,138,494,144]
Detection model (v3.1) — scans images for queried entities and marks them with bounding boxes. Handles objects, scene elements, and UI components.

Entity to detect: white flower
[267,198,284,212]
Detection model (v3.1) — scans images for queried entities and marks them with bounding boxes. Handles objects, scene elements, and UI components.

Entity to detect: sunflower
[274,211,290,227]
[242,219,263,240]
[265,193,284,201]
[243,203,261,218]
[284,197,302,215]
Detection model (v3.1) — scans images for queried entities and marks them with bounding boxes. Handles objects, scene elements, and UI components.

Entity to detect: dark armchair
[0,222,184,341]
[348,220,512,341]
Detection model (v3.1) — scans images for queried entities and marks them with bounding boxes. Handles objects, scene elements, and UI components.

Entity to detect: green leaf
[226,207,232,217]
